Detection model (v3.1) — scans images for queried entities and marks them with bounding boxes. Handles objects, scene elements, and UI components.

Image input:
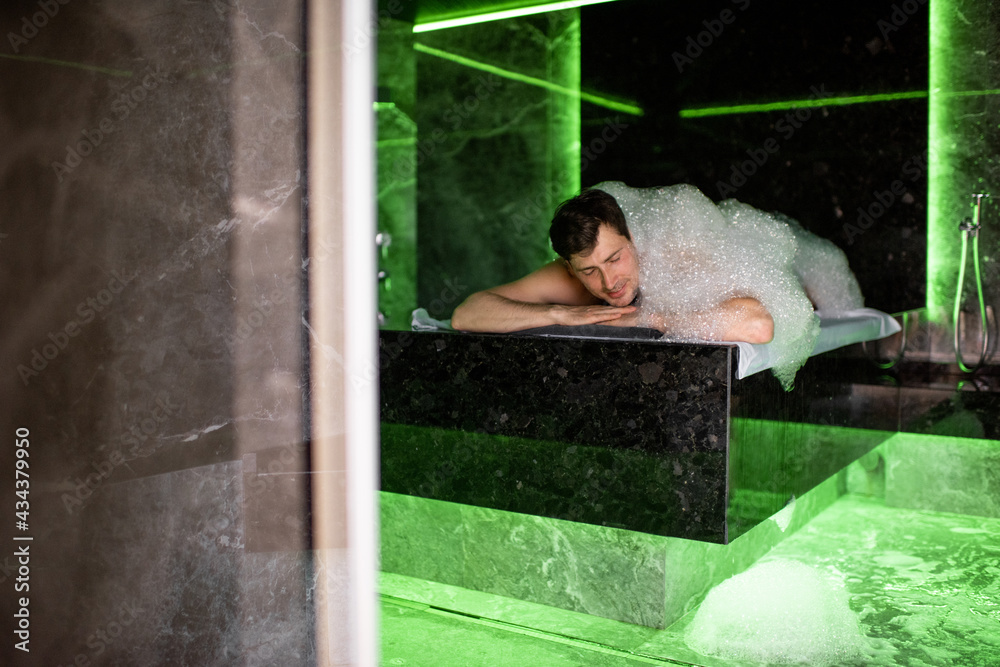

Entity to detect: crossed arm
[450,261,774,344]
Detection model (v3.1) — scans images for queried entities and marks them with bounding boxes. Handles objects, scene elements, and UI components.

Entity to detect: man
[450,188,774,344]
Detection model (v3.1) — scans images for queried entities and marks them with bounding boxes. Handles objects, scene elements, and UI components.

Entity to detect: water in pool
[380,493,1000,666]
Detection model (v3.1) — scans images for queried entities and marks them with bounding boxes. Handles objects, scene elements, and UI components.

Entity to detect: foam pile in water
[685,558,871,665]
[594,182,863,389]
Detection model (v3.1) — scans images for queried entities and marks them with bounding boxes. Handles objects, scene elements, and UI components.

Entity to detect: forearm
[630,298,774,344]
[451,291,636,332]
[713,297,774,343]
[450,291,564,333]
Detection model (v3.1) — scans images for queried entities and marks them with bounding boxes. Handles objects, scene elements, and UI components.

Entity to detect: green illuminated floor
[380,494,1000,666]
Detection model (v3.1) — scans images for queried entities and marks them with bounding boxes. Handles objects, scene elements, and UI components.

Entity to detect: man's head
[549,189,640,307]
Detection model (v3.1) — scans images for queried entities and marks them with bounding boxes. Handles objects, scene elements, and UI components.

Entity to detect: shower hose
[953,194,991,373]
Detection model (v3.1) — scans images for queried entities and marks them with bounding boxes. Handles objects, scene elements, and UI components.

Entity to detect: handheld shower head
[953,192,992,372]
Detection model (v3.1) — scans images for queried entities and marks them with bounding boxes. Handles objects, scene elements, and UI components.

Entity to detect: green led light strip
[413,43,643,116]
[680,90,928,118]
[381,594,675,665]
[413,0,615,33]
[0,53,132,77]
[927,0,951,320]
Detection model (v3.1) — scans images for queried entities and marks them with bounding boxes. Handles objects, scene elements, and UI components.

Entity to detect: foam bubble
[593,182,863,389]
[772,495,796,532]
[685,558,871,665]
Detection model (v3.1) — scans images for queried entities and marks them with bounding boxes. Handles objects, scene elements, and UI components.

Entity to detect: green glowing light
[0,53,132,77]
[413,43,643,116]
[413,0,615,33]
[928,0,953,321]
[551,11,582,208]
[680,90,928,119]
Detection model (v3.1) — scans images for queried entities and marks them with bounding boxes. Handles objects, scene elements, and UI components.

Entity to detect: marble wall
[380,467,845,629]
[579,0,929,315]
[410,9,581,313]
[927,0,999,362]
[0,1,316,664]
[377,18,418,330]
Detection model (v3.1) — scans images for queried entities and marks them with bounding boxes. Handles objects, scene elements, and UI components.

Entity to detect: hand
[550,304,637,327]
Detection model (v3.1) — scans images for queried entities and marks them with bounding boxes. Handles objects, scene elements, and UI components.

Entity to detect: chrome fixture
[377,232,392,325]
[953,193,993,372]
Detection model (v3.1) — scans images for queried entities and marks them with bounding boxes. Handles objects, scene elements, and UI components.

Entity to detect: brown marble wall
[0,1,314,664]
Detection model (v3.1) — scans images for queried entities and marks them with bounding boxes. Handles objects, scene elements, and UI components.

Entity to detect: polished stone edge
[380,330,735,542]
[885,431,1000,518]
[380,330,734,452]
[381,423,729,542]
[380,330,901,545]
[379,572,659,651]
[378,472,846,629]
[727,420,896,541]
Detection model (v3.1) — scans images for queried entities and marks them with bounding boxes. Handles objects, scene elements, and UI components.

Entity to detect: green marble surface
[380,599,669,666]
[381,572,658,653]
[459,503,670,628]
[414,11,579,308]
[376,100,418,331]
[736,494,1000,666]
[379,471,844,629]
[381,493,1000,666]
[379,492,465,585]
[885,432,1000,518]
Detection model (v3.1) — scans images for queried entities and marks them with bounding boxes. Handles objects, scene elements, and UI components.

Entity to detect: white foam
[685,558,871,665]
[772,495,796,532]
[593,182,864,389]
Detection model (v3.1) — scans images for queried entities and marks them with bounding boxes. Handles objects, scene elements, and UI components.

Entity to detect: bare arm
[450,260,636,333]
[717,298,774,343]
[607,297,774,344]
[692,297,774,343]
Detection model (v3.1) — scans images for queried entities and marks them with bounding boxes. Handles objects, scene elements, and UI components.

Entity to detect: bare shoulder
[490,259,598,306]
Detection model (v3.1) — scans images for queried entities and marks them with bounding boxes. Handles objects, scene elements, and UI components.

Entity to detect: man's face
[568,225,640,306]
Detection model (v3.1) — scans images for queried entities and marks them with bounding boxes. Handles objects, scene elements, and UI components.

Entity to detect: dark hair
[549,188,631,261]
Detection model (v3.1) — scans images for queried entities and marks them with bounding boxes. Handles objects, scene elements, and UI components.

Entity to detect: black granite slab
[380,330,732,541]
[380,330,897,543]
[381,330,731,453]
